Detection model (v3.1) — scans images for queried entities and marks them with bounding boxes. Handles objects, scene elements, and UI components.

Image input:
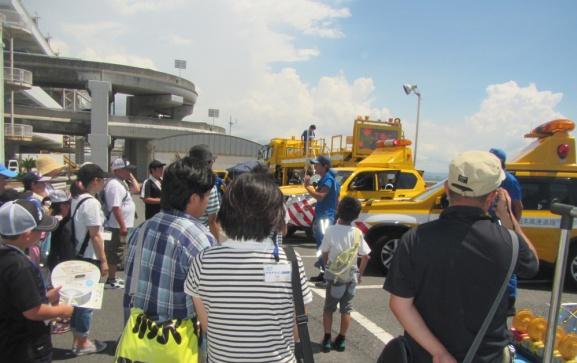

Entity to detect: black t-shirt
[0,244,51,361]
[142,177,162,220]
[384,206,539,363]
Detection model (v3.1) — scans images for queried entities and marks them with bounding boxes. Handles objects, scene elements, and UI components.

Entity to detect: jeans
[70,307,93,337]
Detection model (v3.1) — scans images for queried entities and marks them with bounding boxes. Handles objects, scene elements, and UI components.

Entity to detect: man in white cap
[383,151,539,363]
[103,158,140,289]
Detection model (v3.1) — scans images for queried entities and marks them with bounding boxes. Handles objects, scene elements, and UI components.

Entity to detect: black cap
[310,155,331,167]
[77,163,108,186]
[149,160,166,170]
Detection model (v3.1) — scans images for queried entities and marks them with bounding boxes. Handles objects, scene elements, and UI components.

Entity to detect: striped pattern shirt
[198,186,220,226]
[123,209,216,322]
[185,239,312,363]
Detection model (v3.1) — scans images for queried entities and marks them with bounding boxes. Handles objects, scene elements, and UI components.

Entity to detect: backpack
[325,228,362,284]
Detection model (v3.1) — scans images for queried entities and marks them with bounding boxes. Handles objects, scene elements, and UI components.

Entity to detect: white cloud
[166,34,193,46]
[61,21,127,39]
[79,47,156,69]
[106,0,186,14]
[417,81,565,172]
[233,0,350,39]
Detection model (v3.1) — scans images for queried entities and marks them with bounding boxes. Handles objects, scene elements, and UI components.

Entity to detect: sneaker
[51,321,70,334]
[105,278,124,289]
[309,273,325,282]
[333,335,346,352]
[72,340,107,356]
[321,334,332,353]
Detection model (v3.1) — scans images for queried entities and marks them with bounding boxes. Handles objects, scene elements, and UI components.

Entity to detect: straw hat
[37,156,66,177]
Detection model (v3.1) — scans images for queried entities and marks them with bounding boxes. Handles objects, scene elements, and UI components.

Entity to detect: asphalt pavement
[50,199,577,362]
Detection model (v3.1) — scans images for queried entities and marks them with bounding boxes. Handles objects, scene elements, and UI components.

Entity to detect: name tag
[263,264,292,283]
[102,231,113,241]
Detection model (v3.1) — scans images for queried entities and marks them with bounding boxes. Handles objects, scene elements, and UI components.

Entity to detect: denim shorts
[323,280,356,314]
[70,307,93,337]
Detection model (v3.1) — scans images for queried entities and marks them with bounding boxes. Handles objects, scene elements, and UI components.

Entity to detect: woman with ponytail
[68,163,109,355]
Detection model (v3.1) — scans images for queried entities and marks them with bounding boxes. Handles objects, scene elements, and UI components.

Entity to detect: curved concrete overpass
[6,51,197,119]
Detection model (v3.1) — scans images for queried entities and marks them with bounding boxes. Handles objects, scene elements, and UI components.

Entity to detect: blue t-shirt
[315,170,339,219]
[301,129,315,141]
[501,171,522,201]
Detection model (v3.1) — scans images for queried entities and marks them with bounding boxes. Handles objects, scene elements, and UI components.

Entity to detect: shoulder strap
[70,196,93,256]
[463,229,519,363]
[285,247,314,363]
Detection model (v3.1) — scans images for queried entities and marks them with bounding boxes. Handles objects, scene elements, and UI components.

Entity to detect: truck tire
[286,226,297,238]
[565,244,577,290]
[373,234,401,275]
[305,227,314,241]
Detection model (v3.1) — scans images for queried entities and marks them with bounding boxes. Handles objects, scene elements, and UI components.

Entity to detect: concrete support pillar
[0,15,6,164]
[87,80,112,171]
[124,138,151,181]
[75,137,85,165]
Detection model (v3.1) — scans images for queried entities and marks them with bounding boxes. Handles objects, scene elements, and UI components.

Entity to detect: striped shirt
[198,186,220,226]
[185,239,312,363]
[123,209,216,322]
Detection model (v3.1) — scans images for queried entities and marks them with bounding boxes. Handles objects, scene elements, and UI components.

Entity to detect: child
[0,199,74,362]
[319,196,371,353]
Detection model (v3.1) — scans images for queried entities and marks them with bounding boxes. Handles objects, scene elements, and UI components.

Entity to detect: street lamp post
[403,84,421,166]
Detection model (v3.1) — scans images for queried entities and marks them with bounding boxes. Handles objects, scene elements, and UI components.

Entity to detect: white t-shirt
[320,224,371,263]
[104,178,136,229]
[71,194,104,260]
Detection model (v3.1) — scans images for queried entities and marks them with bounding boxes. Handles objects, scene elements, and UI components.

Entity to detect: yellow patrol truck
[282,137,427,237]
[359,119,577,288]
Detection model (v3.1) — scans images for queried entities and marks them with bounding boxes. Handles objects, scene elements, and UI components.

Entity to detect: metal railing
[4,123,33,141]
[4,67,33,88]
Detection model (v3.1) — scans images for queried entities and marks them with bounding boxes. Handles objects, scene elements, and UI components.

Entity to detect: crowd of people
[0,145,539,363]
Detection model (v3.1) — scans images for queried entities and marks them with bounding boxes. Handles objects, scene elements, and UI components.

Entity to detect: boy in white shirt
[319,196,371,353]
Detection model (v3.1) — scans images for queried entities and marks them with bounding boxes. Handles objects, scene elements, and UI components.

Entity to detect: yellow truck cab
[360,119,577,288]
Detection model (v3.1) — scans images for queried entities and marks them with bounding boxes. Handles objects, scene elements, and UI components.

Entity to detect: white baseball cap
[111,158,131,171]
[0,200,59,236]
[448,151,505,197]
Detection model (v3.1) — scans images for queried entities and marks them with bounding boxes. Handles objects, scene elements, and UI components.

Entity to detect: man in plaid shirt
[123,156,216,322]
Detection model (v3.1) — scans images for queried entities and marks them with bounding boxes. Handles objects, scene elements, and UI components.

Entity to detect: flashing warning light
[557,143,570,159]
[525,119,575,138]
[376,139,412,147]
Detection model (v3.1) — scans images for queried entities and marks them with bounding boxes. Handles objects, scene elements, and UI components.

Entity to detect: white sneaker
[104,278,124,289]
[72,340,107,356]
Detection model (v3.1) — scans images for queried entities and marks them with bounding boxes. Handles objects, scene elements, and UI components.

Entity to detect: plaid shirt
[123,209,216,322]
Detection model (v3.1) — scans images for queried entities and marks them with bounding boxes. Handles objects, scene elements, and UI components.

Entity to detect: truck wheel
[565,245,577,289]
[374,234,401,275]
[305,227,314,240]
[286,226,297,238]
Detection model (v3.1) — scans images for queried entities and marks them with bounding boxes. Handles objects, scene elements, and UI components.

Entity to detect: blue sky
[25,0,577,171]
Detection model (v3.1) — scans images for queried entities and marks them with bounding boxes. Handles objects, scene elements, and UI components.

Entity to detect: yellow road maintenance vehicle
[282,137,427,237]
[359,119,577,289]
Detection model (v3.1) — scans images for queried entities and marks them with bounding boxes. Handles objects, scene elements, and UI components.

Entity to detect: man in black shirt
[140,160,165,220]
[384,151,539,363]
